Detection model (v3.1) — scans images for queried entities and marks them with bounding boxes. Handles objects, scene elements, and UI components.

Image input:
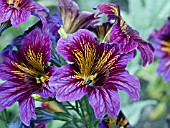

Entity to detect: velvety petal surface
[57,29,98,62]
[0,0,49,27]
[49,65,87,101]
[157,57,170,82]
[0,81,39,111]
[110,23,138,53]
[19,97,36,126]
[10,9,31,27]
[38,66,57,98]
[137,41,154,66]
[87,87,120,119]
[96,2,120,18]
[20,28,51,65]
[108,69,140,100]
[58,0,98,33]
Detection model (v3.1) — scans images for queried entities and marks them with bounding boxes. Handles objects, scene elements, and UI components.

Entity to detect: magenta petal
[87,87,120,119]
[137,41,154,66]
[0,5,12,23]
[113,51,135,69]
[10,9,31,27]
[19,97,36,126]
[56,82,87,102]
[20,28,51,64]
[108,69,140,100]
[56,29,98,62]
[38,85,56,98]
[0,81,39,111]
[110,23,138,53]
[49,65,87,101]
[157,57,170,82]
[0,81,22,110]
[96,2,120,18]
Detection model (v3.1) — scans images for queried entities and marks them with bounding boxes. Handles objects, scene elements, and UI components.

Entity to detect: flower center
[161,40,170,54]
[7,0,21,8]
[72,42,118,86]
[36,75,49,87]
[83,73,98,86]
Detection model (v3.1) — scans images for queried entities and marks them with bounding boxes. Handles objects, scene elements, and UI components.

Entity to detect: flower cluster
[149,17,170,82]
[0,0,154,127]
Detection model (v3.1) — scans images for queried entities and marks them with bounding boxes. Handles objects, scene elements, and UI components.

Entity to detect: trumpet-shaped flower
[50,29,140,119]
[0,28,56,126]
[0,0,49,27]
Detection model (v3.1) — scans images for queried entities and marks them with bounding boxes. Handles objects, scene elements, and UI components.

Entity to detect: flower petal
[20,28,51,65]
[108,69,140,100]
[38,85,56,99]
[137,41,154,66]
[96,2,120,18]
[58,0,98,33]
[157,57,170,82]
[0,3,12,23]
[0,81,39,111]
[49,65,87,101]
[56,29,98,62]
[87,87,120,119]
[19,97,36,126]
[110,23,138,53]
[10,9,31,27]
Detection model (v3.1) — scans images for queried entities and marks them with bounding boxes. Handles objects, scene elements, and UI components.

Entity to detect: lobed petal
[19,97,36,126]
[0,2,12,23]
[87,86,120,119]
[58,0,98,33]
[56,29,98,62]
[108,69,140,100]
[20,28,51,65]
[0,0,48,27]
[49,65,87,102]
[10,9,31,27]
[0,81,39,111]
[110,23,138,53]
[137,41,154,66]
[96,2,120,18]
[157,57,170,82]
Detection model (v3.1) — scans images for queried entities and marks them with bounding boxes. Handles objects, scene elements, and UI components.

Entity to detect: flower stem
[83,95,93,128]
[66,101,88,127]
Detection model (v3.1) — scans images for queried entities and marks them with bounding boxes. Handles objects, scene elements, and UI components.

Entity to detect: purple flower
[58,0,99,34]
[96,2,120,20]
[0,28,56,126]
[96,2,154,66]
[12,12,63,49]
[0,0,49,28]
[149,17,170,82]
[50,29,140,119]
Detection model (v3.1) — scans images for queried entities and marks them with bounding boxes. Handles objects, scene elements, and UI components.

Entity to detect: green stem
[78,100,85,118]
[83,95,93,128]
[66,101,88,128]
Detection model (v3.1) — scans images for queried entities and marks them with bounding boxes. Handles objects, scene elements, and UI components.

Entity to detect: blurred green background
[1,0,170,128]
